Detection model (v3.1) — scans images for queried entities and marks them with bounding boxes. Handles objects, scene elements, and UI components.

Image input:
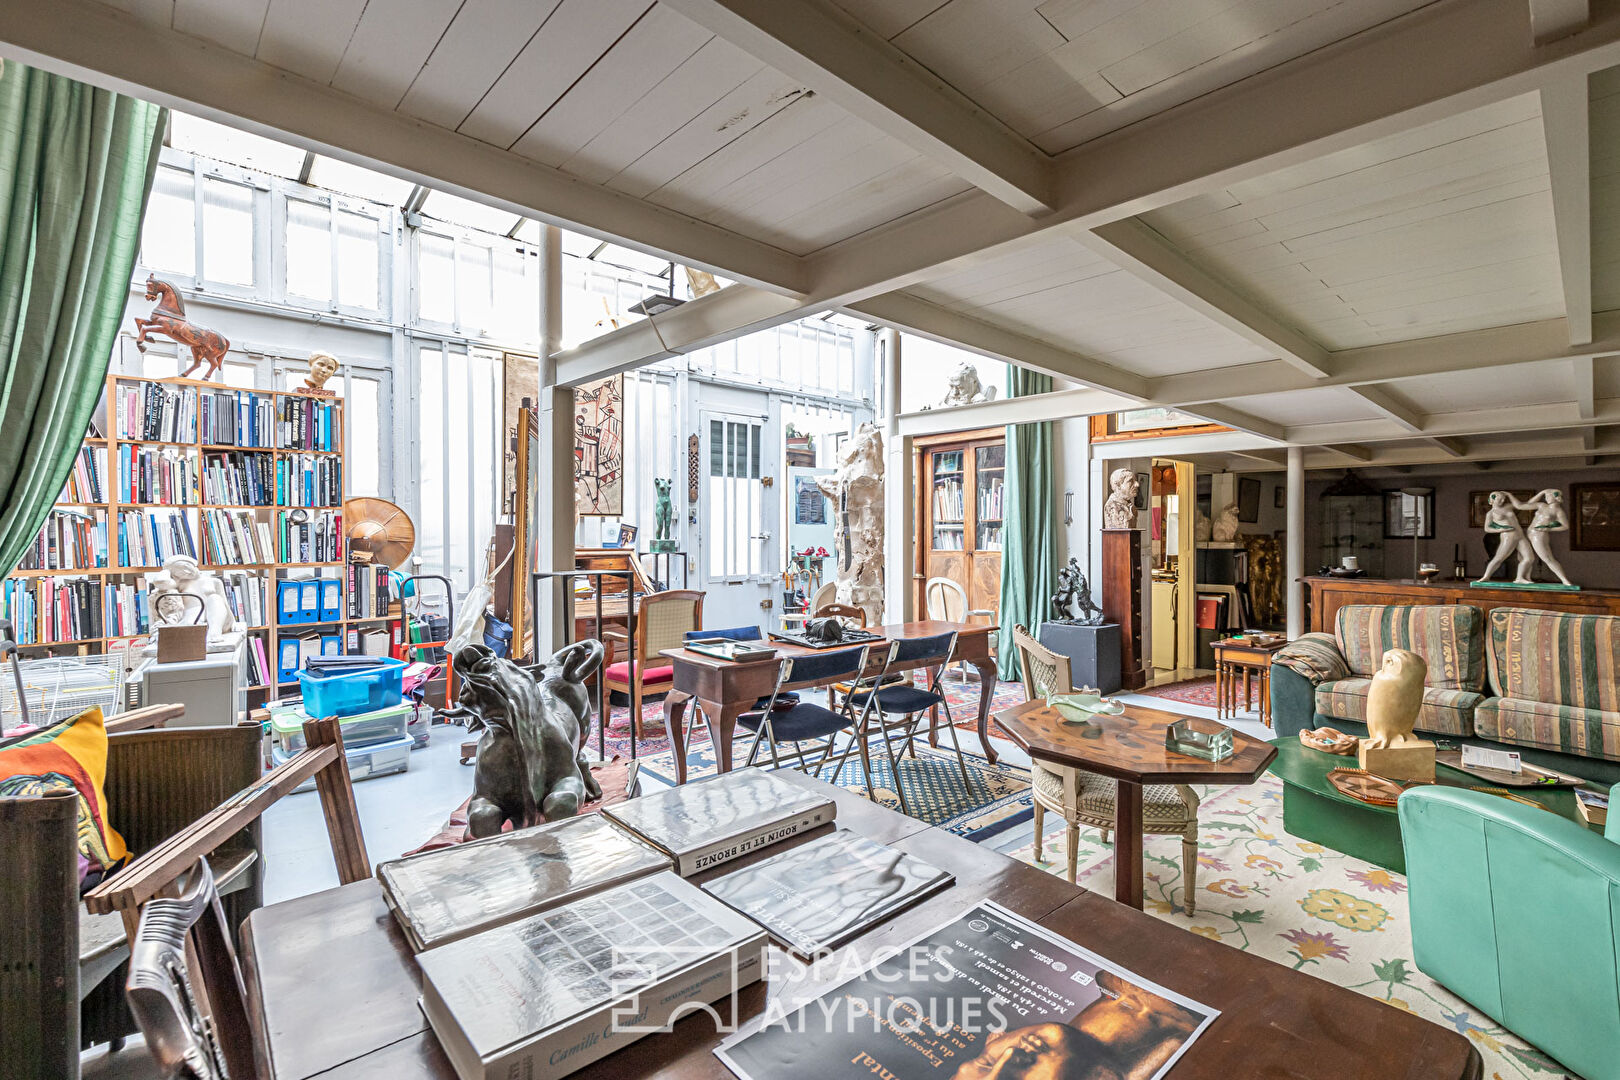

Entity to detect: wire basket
[1,653,128,737]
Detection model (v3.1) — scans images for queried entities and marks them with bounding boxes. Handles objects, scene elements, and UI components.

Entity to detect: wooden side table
[1213,638,1288,727]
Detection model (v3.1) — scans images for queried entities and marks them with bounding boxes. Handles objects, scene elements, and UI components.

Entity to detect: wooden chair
[0,790,79,1080]
[814,602,868,627]
[125,858,252,1080]
[925,576,993,679]
[1012,625,1201,904]
[602,589,704,738]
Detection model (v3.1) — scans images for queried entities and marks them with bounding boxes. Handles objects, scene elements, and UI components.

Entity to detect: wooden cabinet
[914,430,1004,619]
[1304,576,1620,633]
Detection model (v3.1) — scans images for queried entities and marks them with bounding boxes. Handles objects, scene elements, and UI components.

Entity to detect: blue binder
[318,578,342,622]
[276,579,305,625]
[277,635,301,682]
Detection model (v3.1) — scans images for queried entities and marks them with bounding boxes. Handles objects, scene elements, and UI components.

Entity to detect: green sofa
[1271,604,1620,787]
[1399,784,1620,1080]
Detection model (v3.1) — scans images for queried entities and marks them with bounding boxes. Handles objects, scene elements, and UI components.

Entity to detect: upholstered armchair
[603,590,704,738]
[1399,784,1620,1080]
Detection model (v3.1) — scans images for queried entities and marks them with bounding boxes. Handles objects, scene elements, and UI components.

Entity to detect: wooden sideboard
[1305,575,1620,632]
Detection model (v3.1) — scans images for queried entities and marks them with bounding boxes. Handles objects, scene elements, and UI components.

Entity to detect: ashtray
[1047,692,1124,722]
[1299,726,1358,755]
[1165,719,1234,761]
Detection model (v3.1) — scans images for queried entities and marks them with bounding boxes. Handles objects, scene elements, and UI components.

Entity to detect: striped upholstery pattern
[1474,697,1620,762]
[1314,679,1483,737]
[1272,632,1349,684]
[1486,608,1620,712]
[1334,605,1485,691]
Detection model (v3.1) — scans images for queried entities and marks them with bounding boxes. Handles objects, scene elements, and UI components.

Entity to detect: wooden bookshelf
[912,427,1005,620]
[0,374,380,709]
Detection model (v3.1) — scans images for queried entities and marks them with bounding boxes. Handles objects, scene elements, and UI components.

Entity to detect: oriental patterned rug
[984,775,1575,1079]
[634,740,1034,843]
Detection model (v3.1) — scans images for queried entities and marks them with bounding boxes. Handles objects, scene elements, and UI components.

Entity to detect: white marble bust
[1102,468,1139,529]
[144,554,245,654]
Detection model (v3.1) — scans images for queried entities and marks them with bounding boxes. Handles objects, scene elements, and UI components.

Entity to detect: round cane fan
[343,498,416,570]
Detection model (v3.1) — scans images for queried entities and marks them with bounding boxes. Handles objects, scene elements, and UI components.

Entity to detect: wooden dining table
[237,770,1481,1079]
[658,619,999,785]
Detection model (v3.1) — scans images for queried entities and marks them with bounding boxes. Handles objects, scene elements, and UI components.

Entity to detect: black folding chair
[832,630,965,816]
[740,645,870,774]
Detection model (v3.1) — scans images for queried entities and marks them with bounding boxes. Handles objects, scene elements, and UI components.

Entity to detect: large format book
[376,814,671,952]
[604,768,836,875]
[702,829,954,956]
[718,900,1219,1080]
[419,871,768,1080]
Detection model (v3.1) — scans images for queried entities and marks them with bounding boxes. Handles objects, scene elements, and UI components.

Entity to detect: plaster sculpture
[1511,489,1576,587]
[450,640,604,837]
[1102,468,1139,529]
[143,555,244,655]
[1211,503,1240,542]
[1477,490,1530,583]
[651,477,676,552]
[937,360,999,407]
[816,423,885,623]
[1050,557,1104,625]
[303,351,340,394]
[1358,648,1435,781]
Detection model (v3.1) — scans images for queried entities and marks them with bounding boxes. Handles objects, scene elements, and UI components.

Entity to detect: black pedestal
[1039,622,1122,695]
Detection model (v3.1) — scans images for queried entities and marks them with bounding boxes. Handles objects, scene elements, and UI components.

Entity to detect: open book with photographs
[717,900,1217,1080]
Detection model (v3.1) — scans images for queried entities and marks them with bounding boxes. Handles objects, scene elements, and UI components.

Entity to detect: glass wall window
[201,177,254,286]
[285,197,332,302]
[140,165,196,277]
[415,343,503,592]
[708,417,764,579]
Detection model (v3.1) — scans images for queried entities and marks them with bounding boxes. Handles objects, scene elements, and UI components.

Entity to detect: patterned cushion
[1474,696,1620,762]
[1334,605,1485,690]
[1314,678,1482,737]
[0,706,127,888]
[1487,607,1620,712]
[1031,764,1196,827]
[1272,632,1349,684]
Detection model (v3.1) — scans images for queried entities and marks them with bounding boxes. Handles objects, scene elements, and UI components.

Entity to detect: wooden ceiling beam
[1540,72,1593,344]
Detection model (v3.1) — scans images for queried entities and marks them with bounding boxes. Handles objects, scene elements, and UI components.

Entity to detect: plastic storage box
[272,730,413,792]
[298,656,406,718]
[269,700,411,757]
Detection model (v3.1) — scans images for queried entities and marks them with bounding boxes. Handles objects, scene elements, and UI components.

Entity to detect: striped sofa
[1475,607,1620,763]
[1271,603,1620,785]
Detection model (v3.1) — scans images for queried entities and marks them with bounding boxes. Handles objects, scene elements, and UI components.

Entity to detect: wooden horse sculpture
[133,276,230,380]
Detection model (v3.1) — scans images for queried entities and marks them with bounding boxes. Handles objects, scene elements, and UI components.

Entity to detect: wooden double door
[914,429,1004,619]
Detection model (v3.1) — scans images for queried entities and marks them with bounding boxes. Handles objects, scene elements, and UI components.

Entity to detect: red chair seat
[604,661,674,684]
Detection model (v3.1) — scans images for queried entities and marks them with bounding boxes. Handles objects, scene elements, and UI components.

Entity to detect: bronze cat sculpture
[447,640,604,837]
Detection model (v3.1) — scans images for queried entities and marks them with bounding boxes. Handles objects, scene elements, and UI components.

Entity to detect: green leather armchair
[1398,784,1620,1080]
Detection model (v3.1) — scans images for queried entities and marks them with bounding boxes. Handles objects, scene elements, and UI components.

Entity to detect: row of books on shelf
[118,508,195,567]
[116,380,195,442]
[282,395,340,451]
[280,509,342,563]
[348,563,395,619]
[978,475,1004,520]
[933,526,965,551]
[118,445,196,505]
[0,576,149,643]
[17,510,107,571]
[58,446,107,503]
[195,452,343,509]
[980,524,1004,551]
[932,477,964,521]
[199,387,277,448]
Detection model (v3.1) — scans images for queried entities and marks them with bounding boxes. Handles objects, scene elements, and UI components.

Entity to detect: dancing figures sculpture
[448,640,605,837]
[1476,489,1577,588]
[133,276,230,380]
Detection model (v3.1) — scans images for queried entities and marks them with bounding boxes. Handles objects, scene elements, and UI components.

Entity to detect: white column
[881,328,914,622]
[536,225,574,657]
[1286,445,1306,639]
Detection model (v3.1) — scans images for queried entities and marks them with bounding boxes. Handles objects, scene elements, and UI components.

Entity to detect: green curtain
[996,368,1058,672]
[0,62,165,577]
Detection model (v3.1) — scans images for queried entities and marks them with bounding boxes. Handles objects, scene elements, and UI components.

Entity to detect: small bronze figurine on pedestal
[1051,557,1104,626]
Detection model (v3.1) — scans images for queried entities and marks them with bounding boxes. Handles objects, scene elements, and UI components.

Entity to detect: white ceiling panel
[396,0,565,132]
[1230,387,1383,427]
[329,0,461,107]
[172,0,267,56]
[1391,361,1581,414]
[1140,95,1564,350]
[1589,64,1620,311]
[253,0,366,83]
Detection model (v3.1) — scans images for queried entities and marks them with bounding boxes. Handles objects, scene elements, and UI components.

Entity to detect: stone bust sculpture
[939,360,998,407]
[304,351,340,392]
[144,554,244,654]
[1102,468,1139,529]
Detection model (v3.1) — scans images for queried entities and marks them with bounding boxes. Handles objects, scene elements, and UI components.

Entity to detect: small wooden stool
[1212,638,1288,727]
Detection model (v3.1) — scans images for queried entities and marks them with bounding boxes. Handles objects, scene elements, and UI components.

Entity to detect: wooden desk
[994,700,1277,910]
[239,772,1480,1080]
[659,620,998,785]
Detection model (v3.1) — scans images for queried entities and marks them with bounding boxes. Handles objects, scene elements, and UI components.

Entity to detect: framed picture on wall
[1572,482,1620,550]
[1237,477,1261,523]
[1274,486,1286,509]
[1384,490,1435,538]
[1133,472,1149,510]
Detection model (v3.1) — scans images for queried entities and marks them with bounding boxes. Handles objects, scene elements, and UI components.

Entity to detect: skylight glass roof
[419,190,523,236]
[169,113,307,178]
[306,155,416,205]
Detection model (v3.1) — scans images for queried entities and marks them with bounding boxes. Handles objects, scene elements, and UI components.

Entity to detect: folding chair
[833,630,966,817]
[739,646,870,774]
[682,625,798,712]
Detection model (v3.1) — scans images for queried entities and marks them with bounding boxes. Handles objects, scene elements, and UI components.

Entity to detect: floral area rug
[635,739,1034,843]
[1138,675,1221,709]
[986,775,1578,1079]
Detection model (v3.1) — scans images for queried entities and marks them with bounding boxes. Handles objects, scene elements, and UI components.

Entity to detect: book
[1576,787,1609,827]
[717,900,1218,1080]
[604,768,836,875]
[702,829,953,956]
[418,871,768,1080]
[375,814,672,952]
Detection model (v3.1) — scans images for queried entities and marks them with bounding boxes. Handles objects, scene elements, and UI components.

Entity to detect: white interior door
[699,411,777,630]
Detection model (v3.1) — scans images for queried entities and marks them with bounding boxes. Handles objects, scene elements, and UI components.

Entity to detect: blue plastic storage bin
[298,656,406,718]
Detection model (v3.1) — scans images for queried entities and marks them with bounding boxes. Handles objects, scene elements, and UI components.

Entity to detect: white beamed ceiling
[12,0,1620,469]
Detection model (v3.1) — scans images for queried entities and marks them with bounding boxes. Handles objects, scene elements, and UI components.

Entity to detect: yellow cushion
[0,706,127,887]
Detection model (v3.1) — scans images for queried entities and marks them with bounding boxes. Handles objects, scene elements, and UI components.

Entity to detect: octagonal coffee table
[995,700,1277,909]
